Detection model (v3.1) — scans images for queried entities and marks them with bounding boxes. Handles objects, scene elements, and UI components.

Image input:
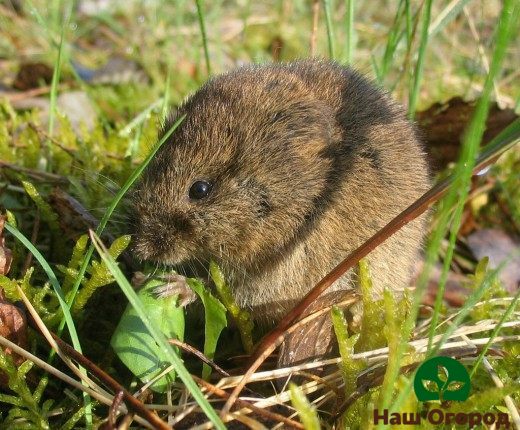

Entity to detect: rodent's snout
[130,199,199,265]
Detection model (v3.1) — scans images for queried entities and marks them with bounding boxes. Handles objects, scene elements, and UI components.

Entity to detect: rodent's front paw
[154,273,197,307]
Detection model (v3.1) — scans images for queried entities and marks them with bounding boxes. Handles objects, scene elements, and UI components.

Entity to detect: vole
[132,59,430,335]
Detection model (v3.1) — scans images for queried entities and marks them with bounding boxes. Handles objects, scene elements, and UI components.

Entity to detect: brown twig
[220,127,520,415]
[0,160,68,184]
[45,331,170,430]
[192,375,304,429]
[169,338,230,377]
[27,123,79,159]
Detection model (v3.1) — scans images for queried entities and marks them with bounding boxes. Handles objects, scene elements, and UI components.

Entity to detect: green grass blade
[407,0,433,118]
[378,0,405,82]
[161,66,172,124]
[429,264,504,357]
[470,287,520,377]
[4,224,80,351]
[477,118,520,162]
[90,233,226,430]
[57,115,186,336]
[405,0,412,45]
[344,0,355,64]
[48,15,65,140]
[118,98,164,137]
[323,0,336,59]
[195,0,211,75]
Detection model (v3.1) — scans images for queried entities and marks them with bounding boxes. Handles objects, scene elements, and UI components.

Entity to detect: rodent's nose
[133,230,173,261]
[163,213,193,233]
[131,212,194,260]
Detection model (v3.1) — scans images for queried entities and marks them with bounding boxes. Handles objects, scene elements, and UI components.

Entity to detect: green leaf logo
[414,356,470,402]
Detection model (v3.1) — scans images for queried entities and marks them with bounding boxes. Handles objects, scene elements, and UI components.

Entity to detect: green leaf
[91,233,225,429]
[186,277,227,380]
[111,278,185,393]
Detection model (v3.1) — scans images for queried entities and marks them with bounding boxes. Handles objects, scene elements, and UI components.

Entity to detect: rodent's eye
[188,180,213,200]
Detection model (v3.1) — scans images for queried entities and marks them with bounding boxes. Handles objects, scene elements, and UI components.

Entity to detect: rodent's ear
[284,101,336,159]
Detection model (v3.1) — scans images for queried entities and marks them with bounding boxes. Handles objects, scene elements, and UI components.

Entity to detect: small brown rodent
[132,59,430,327]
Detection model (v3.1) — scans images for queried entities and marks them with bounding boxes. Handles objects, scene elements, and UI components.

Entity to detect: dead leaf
[417,97,518,171]
[0,216,13,276]
[467,229,520,293]
[411,261,470,308]
[0,290,27,352]
[278,290,354,368]
[0,288,28,389]
[12,62,54,91]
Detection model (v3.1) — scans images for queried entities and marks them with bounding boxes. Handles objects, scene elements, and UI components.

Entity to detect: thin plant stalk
[344,0,355,64]
[378,0,406,82]
[408,0,433,118]
[405,0,412,44]
[323,0,336,59]
[195,0,211,75]
[161,66,172,124]
[470,288,520,377]
[429,0,473,37]
[46,2,73,171]
[48,14,65,139]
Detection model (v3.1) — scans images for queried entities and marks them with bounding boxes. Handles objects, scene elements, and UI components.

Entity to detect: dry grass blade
[193,376,304,429]
[51,333,171,430]
[15,286,110,397]
[169,339,230,377]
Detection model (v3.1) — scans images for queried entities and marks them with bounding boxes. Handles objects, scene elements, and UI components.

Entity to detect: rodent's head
[132,66,335,272]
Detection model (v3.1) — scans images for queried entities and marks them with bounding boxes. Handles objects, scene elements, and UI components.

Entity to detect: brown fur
[132,59,430,325]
